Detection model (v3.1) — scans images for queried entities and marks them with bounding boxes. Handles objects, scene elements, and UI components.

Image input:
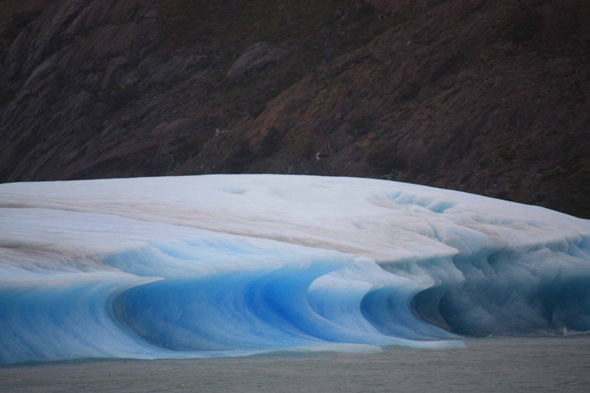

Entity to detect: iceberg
[0,175,589,364]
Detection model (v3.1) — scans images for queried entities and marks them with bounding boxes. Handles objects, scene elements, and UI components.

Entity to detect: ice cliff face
[1,175,589,364]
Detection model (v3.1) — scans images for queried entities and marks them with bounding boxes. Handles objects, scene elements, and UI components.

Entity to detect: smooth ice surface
[1,175,589,364]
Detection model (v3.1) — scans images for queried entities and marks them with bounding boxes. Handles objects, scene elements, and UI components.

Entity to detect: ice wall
[0,175,588,364]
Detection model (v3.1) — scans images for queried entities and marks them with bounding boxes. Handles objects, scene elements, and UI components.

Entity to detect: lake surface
[2,335,589,392]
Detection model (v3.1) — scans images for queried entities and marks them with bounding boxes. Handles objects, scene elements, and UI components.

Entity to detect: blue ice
[0,175,588,364]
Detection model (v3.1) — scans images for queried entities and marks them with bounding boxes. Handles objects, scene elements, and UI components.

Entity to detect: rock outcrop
[0,0,213,180]
[227,42,287,78]
[1,0,589,218]
[179,0,590,218]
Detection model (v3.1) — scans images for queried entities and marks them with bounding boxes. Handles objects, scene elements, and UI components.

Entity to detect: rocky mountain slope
[1,0,589,218]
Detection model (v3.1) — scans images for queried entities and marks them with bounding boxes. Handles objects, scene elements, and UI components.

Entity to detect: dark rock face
[1,0,589,218]
[179,0,590,218]
[0,0,214,181]
[227,42,287,77]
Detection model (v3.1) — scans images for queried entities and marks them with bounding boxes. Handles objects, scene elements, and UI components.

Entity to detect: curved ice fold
[0,175,588,364]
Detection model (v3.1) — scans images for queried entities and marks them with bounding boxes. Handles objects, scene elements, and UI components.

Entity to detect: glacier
[0,175,589,365]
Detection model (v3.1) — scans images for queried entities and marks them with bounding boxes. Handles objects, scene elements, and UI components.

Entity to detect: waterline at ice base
[1,175,589,365]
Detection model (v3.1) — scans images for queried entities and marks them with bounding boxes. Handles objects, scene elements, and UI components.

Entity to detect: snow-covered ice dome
[1,175,589,364]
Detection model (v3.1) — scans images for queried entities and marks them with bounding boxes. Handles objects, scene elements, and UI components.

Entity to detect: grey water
[2,336,590,393]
